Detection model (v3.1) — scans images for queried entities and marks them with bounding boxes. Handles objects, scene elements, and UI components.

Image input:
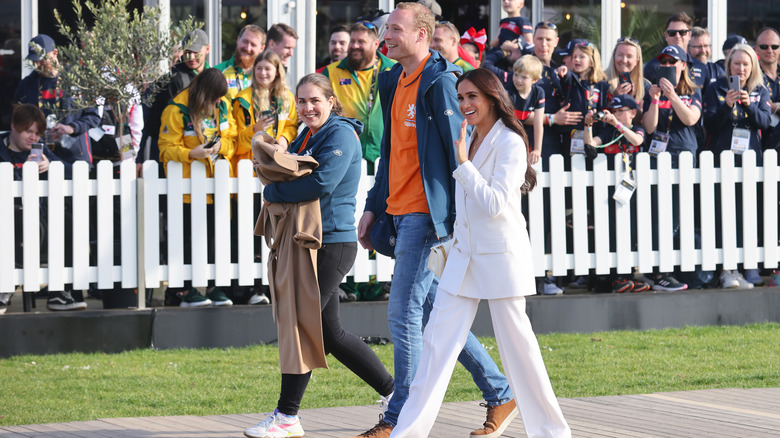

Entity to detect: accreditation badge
[570,130,585,155]
[648,132,669,156]
[730,127,750,154]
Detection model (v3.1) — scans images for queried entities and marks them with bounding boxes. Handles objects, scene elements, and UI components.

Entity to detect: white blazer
[438,119,536,299]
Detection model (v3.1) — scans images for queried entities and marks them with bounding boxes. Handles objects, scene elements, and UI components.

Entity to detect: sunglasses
[617,36,638,44]
[666,29,690,37]
[357,21,378,33]
[535,21,558,30]
[659,58,678,65]
[758,44,780,50]
[437,20,458,35]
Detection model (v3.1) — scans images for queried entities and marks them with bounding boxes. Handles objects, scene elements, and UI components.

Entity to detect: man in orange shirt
[354,3,516,437]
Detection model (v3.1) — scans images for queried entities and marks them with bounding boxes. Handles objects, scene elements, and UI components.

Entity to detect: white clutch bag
[427,238,455,277]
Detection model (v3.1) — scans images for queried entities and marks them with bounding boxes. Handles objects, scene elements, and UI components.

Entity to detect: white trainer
[732,271,754,289]
[244,409,304,438]
[720,270,739,289]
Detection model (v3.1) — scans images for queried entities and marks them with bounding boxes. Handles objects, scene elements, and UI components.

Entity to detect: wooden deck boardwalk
[1,387,778,437]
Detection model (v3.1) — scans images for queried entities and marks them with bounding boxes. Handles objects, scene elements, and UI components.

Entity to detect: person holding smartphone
[607,37,651,116]
[703,44,771,289]
[159,68,237,307]
[703,44,771,165]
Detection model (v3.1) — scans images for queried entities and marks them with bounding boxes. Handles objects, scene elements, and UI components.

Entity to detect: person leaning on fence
[355,4,516,437]
[582,95,653,294]
[242,73,394,438]
[13,34,100,166]
[640,44,702,292]
[158,68,237,307]
[232,50,298,305]
[507,54,545,165]
[703,44,771,289]
[0,104,82,312]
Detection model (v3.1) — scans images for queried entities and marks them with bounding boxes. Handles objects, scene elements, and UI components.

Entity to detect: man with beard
[323,21,395,172]
[266,23,298,68]
[316,25,350,73]
[14,34,100,166]
[688,26,724,84]
[215,25,266,100]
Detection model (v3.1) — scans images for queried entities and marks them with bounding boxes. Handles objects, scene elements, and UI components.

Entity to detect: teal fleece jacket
[263,114,363,244]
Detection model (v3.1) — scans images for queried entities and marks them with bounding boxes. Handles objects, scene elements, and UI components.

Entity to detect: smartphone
[205,135,220,148]
[619,72,632,85]
[260,109,274,118]
[729,75,741,92]
[30,143,44,162]
[657,66,677,87]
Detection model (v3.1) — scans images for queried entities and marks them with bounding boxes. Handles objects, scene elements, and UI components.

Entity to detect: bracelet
[585,124,592,130]
[616,122,624,132]
[651,100,659,105]
[547,114,555,126]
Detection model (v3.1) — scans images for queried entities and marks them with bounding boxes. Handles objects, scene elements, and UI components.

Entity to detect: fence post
[136,167,146,309]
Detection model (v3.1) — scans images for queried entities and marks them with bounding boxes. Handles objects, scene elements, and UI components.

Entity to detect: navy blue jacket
[703,76,771,164]
[0,132,72,180]
[263,114,362,244]
[365,50,462,238]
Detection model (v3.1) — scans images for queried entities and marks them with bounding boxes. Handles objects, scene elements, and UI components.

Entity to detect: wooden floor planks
[1,387,778,437]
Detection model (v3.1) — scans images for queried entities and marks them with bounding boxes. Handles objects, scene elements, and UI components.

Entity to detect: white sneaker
[543,282,563,295]
[249,293,270,305]
[244,409,304,438]
[378,391,393,416]
[732,271,754,289]
[719,270,739,289]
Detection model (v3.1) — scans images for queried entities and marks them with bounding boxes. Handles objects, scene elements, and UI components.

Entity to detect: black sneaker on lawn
[47,290,88,311]
[611,278,634,293]
[649,273,688,291]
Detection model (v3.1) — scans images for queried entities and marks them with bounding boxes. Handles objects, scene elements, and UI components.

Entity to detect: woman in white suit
[390,69,571,438]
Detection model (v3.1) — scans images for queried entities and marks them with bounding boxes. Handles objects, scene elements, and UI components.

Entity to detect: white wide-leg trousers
[390,289,571,438]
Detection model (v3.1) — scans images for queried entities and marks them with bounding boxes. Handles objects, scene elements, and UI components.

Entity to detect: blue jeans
[384,213,512,426]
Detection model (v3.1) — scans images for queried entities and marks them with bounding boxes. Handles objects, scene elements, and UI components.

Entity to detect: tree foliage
[47,0,200,154]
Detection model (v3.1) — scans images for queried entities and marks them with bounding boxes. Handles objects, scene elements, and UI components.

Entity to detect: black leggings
[277,242,394,416]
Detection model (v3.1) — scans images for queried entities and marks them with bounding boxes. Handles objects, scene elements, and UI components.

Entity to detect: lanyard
[367,63,379,114]
[296,130,312,154]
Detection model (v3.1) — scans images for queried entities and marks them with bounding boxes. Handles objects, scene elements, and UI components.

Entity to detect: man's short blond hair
[396,2,435,44]
[513,55,543,81]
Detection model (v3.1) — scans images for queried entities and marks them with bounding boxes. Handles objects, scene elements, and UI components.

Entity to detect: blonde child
[508,55,545,164]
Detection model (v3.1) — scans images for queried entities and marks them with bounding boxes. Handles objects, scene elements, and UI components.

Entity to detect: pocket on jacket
[475,239,508,254]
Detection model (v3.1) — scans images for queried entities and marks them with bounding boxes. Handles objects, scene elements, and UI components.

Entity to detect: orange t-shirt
[386,55,430,215]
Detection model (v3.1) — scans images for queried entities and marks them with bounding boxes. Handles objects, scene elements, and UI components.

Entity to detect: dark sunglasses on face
[666,29,690,37]
[535,21,557,30]
[759,44,780,50]
[659,57,678,65]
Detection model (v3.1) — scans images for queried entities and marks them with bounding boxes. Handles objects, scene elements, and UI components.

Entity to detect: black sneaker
[611,278,634,293]
[47,290,88,311]
[649,273,688,291]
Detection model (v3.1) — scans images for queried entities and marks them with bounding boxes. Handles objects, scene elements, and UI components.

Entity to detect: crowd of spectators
[3,0,780,315]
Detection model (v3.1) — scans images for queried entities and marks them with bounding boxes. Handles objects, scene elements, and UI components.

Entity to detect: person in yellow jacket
[158,68,237,308]
[232,50,298,175]
[231,51,298,305]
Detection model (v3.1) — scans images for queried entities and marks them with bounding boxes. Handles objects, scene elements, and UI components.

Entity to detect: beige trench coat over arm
[253,133,327,374]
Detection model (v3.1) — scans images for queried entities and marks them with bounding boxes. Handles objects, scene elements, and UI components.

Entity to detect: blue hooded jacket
[263,114,363,244]
[365,50,462,238]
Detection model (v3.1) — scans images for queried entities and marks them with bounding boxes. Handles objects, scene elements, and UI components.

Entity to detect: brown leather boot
[350,419,394,437]
[470,399,518,437]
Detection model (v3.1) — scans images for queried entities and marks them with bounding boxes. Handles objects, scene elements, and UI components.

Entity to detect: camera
[593,111,606,121]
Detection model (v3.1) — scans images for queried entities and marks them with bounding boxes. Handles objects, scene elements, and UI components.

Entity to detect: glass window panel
[221,0,267,64]
[0,1,21,130]
[542,0,602,64]
[619,0,706,61]
[315,1,379,69]
[727,1,780,45]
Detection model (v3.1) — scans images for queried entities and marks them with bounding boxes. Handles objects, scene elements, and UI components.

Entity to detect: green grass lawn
[1,323,778,426]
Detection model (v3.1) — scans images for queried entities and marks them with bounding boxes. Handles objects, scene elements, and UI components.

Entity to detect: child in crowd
[496,0,533,48]
[508,55,545,165]
[583,94,652,293]
[556,42,611,155]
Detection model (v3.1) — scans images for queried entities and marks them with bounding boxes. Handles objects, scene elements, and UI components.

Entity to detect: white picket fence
[2,150,778,308]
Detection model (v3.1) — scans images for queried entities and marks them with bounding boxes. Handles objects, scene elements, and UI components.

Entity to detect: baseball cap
[607,94,638,110]
[657,45,685,61]
[722,34,747,52]
[556,38,588,57]
[27,34,56,62]
[182,29,209,52]
[416,0,442,16]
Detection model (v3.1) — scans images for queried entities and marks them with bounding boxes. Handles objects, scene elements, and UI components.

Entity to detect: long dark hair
[187,68,228,141]
[456,68,537,193]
